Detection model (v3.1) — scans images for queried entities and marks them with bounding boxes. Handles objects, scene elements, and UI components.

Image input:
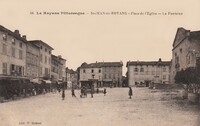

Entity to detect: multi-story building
[101,62,123,87]
[51,54,61,82]
[26,41,40,79]
[79,61,123,88]
[0,25,27,77]
[66,68,78,88]
[171,27,200,83]
[29,40,53,80]
[51,55,67,84]
[126,58,171,87]
[57,55,66,82]
[79,62,103,88]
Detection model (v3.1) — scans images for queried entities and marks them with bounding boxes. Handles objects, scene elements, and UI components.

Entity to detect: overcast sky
[1,0,200,75]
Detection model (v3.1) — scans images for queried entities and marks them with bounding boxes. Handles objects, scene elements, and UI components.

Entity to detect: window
[45,56,47,64]
[187,56,191,64]
[175,56,179,64]
[163,67,166,72]
[140,68,144,72]
[2,44,7,55]
[40,54,43,62]
[104,74,107,79]
[11,47,15,57]
[83,69,86,73]
[180,48,182,53]
[2,63,7,75]
[109,74,111,78]
[19,43,23,48]
[3,34,7,41]
[49,50,51,54]
[163,75,166,80]
[40,46,43,49]
[45,48,47,52]
[134,68,138,72]
[49,57,51,64]
[11,38,15,45]
[99,69,101,73]
[91,69,94,73]
[45,68,48,75]
[19,50,23,59]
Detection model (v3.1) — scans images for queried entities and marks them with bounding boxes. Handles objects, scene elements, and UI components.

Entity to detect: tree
[175,67,200,94]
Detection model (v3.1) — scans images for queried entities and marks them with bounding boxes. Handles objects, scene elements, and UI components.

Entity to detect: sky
[0,0,200,75]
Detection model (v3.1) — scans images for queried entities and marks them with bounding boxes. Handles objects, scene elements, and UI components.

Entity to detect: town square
[0,0,200,126]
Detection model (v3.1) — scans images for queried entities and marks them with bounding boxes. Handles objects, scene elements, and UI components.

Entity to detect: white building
[126,59,171,87]
[0,25,27,77]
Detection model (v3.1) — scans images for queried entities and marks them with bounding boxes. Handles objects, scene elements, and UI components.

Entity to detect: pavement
[0,87,199,126]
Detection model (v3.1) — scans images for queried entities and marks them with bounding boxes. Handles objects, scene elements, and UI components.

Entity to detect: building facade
[0,25,27,77]
[51,55,66,83]
[127,59,171,87]
[26,41,40,79]
[51,54,61,83]
[66,68,78,88]
[171,27,200,83]
[29,40,53,80]
[79,61,123,88]
[101,62,123,87]
[57,56,66,82]
[79,62,103,88]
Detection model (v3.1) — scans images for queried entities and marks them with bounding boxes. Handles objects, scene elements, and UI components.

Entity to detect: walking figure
[91,88,94,98]
[62,90,65,100]
[128,87,133,99]
[103,88,107,96]
[71,88,76,97]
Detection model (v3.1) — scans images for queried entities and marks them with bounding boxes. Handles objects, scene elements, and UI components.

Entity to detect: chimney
[22,35,26,40]
[14,30,20,36]
[159,58,162,62]
[58,55,62,58]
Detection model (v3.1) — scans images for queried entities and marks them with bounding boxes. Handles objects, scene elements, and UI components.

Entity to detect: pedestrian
[128,87,133,99]
[62,90,65,100]
[71,88,76,97]
[91,88,94,98]
[103,88,107,96]
[97,88,99,94]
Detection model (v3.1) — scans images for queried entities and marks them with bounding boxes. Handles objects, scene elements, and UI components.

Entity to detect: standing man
[71,88,76,97]
[62,90,65,100]
[128,87,133,99]
[103,88,107,96]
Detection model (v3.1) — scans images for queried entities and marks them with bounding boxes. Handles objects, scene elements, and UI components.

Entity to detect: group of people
[61,87,133,100]
[61,87,107,100]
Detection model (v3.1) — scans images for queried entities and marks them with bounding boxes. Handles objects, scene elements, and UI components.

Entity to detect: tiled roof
[29,40,54,50]
[0,25,27,43]
[126,60,171,67]
[80,62,123,68]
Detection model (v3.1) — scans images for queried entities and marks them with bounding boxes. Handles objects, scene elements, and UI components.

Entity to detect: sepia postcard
[0,0,200,126]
